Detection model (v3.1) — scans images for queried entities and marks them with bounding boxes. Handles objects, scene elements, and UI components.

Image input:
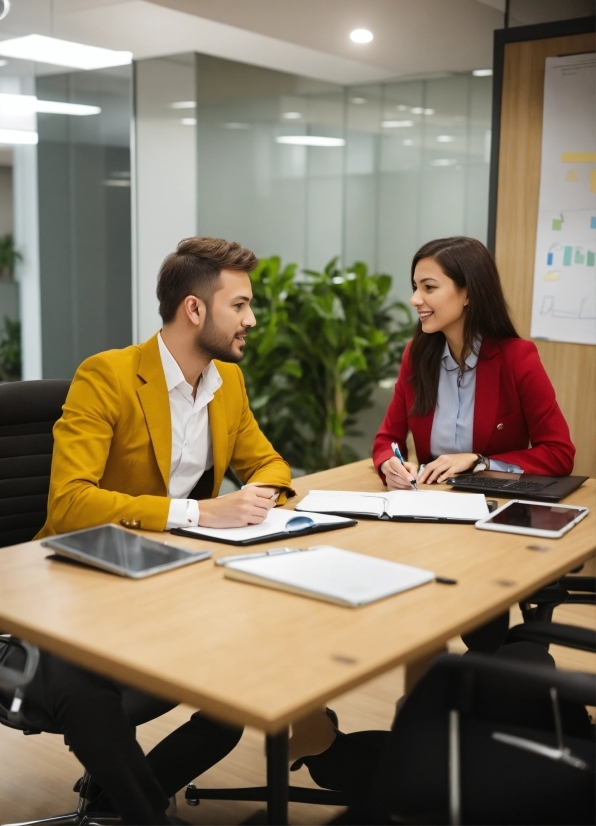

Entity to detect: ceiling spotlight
[473,69,493,77]
[350,29,373,44]
[0,0,10,22]
[282,112,302,119]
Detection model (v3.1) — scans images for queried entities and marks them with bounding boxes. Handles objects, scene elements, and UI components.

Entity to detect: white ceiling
[0,0,591,84]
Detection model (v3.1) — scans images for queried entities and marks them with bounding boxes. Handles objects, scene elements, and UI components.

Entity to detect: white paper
[531,53,596,345]
[180,508,352,543]
[297,489,488,522]
[225,545,435,606]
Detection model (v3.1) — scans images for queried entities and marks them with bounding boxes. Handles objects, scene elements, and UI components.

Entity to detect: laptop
[446,471,588,502]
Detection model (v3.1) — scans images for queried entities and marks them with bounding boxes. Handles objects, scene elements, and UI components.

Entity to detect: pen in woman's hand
[391,442,417,490]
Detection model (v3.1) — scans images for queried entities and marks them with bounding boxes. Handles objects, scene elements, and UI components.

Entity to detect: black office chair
[328,651,595,826]
[0,379,71,549]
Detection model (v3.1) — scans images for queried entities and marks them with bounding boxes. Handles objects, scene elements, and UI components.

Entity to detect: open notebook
[170,508,356,546]
[296,489,489,523]
[223,545,436,607]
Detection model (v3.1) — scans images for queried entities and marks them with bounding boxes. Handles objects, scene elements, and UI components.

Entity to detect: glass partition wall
[193,55,492,301]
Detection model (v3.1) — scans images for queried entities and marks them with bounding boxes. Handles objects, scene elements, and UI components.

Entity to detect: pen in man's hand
[390,441,417,490]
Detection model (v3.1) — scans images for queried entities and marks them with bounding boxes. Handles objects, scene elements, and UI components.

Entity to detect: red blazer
[373,337,575,477]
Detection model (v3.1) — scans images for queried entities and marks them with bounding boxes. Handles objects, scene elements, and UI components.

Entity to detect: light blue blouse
[429,339,523,473]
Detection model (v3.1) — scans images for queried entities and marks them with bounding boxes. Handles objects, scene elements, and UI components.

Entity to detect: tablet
[42,524,212,578]
[475,500,589,539]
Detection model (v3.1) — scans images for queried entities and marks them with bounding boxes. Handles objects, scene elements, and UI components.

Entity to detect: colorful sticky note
[592,170,596,193]
[547,252,553,265]
[588,251,595,267]
[591,216,596,229]
[566,169,578,182]
[563,246,572,266]
[552,219,563,230]
[575,249,585,264]
[544,271,559,281]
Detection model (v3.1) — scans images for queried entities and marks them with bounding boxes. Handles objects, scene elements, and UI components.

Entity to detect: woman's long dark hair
[409,237,519,417]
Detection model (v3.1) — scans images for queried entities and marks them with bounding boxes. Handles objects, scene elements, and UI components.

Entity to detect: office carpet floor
[1,558,594,825]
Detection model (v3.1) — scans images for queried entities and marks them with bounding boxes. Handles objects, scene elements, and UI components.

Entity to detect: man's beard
[195,314,248,363]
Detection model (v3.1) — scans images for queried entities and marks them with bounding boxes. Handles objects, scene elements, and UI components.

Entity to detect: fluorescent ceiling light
[282,111,302,119]
[351,97,366,104]
[180,118,196,126]
[36,100,101,116]
[223,122,250,129]
[170,101,196,109]
[0,93,100,116]
[0,128,37,145]
[411,107,435,115]
[382,120,413,128]
[431,158,457,166]
[436,135,455,143]
[276,135,345,147]
[104,179,130,187]
[350,29,373,43]
[473,69,493,77]
[403,139,414,146]
[0,35,132,70]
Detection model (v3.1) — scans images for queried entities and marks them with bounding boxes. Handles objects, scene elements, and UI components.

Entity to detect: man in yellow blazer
[28,237,293,825]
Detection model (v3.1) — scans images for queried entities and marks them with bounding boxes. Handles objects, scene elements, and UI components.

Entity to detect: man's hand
[418,453,477,485]
[381,457,418,490]
[198,486,279,528]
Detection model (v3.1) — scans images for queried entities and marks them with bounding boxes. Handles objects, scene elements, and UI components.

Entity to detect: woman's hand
[418,454,477,485]
[381,457,419,490]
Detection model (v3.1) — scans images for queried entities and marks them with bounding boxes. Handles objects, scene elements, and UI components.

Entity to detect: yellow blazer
[37,334,293,538]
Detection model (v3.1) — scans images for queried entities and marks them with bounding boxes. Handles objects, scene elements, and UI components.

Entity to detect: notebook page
[385,490,488,521]
[297,490,386,517]
[225,546,435,606]
[181,508,352,542]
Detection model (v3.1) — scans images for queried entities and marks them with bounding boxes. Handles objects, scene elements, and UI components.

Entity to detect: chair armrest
[505,622,596,653]
[0,637,40,690]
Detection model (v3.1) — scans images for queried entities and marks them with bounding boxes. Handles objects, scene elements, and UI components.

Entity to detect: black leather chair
[0,379,71,548]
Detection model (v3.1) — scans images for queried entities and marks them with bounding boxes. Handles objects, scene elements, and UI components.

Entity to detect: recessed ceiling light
[473,69,493,77]
[350,29,373,44]
[223,122,250,129]
[431,158,457,167]
[0,128,37,145]
[276,135,345,147]
[382,120,413,128]
[180,118,196,126]
[282,112,302,119]
[436,135,455,143]
[0,34,132,70]
[170,101,196,109]
[351,97,366,105]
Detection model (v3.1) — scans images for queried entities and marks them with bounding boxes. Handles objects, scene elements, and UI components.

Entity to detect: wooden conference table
[0,460,595,824]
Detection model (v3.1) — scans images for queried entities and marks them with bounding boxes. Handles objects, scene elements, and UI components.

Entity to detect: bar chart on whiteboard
[531,52,596,345]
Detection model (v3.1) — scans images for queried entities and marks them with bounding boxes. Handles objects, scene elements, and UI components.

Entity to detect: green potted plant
[0,234,22,281]
[0,317,22,381]
[241,256,415,472]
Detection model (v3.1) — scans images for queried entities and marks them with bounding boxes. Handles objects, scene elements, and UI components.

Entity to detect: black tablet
[42,524,212,578]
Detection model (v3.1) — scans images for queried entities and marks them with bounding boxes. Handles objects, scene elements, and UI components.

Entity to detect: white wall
[134,56,197,343]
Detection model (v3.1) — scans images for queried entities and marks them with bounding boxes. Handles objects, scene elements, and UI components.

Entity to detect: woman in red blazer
[373,237,575,488]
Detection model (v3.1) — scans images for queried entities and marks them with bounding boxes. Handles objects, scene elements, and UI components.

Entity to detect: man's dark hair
[157,236,259,323]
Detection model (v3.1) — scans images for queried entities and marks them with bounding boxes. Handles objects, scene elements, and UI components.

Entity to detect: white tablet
[475,500,589,539]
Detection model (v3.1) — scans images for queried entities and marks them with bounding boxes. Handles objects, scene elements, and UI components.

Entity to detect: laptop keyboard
[452,475,546,492]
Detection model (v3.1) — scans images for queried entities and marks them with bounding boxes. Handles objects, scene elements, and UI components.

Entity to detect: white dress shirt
[158,333,223,529]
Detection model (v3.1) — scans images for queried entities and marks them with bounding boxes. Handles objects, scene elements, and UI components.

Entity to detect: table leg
[266,728,289,825]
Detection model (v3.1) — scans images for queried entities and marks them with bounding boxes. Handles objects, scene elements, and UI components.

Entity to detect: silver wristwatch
[472,453,489,473]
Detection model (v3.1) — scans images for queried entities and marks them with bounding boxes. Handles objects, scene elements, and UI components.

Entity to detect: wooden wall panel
[495,32,596,477]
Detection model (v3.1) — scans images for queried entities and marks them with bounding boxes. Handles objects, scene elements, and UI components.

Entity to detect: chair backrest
[0,379,70,548]
[369,653,595,825]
